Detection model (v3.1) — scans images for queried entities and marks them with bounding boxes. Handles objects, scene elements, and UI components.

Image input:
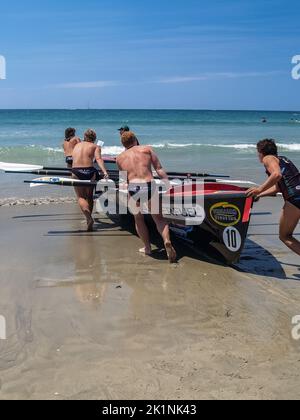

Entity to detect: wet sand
[0,198,300,400]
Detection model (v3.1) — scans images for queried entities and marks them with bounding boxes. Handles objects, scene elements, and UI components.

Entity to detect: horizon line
[0,108,299,113]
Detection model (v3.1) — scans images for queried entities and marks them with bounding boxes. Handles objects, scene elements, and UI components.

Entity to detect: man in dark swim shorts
[128,181,156,203]
[247,139,300,256]
[116,131,176,263]
[72,129,108,231]
[72,167,100,181]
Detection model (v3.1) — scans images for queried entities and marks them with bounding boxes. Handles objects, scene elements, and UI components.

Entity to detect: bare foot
[139,247,152,256]
[87,217,94,232]
[165,242,177,263]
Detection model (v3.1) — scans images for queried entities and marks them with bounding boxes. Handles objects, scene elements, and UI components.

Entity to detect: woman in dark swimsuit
[247,139,300,256]
[63,127,81,168]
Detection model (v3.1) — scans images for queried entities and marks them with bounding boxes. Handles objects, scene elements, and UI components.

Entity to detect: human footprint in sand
[72,129,109,231]
[117,131,177,263]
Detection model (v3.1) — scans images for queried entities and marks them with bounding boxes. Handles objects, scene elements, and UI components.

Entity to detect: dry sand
[0,198,300,400]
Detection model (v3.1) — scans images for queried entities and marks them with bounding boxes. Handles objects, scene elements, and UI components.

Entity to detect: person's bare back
[63,137,80,157]
[72,142,99,168]
[117,146,155,183]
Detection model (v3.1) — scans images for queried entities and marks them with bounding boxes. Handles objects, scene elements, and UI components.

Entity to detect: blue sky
[0,0,299,109]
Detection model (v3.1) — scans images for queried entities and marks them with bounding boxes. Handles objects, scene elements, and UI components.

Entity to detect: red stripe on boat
[169,182,245,197]
[242,197,253,223]
[103,155,117,162]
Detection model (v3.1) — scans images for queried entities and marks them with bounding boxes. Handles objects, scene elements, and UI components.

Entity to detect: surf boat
[1,158,255,264]
[94,177,254,265]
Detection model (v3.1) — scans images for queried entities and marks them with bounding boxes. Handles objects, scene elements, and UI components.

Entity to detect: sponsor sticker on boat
[210,202,241,227]
[162,204,205,226]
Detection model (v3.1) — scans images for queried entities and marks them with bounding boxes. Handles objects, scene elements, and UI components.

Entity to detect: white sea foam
[152,143,300,151]
[40,146,63,153]
[211,144,256,149]
[277,143,300,151]
[208,143,300,151]
[1,142,300,157]
[102,146,124,155]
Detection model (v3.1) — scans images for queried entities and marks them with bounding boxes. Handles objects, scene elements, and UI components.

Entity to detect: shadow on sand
[13,211,297,280]
[48,221,297,278]
[236,238,299,281]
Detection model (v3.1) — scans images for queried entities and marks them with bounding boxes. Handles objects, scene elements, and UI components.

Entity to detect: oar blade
[25,176,98,188]
[0,161,44,172]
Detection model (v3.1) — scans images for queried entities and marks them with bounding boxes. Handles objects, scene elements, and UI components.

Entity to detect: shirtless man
[72,129,109,231]
[117,131,176,263]
[63,127,81,167]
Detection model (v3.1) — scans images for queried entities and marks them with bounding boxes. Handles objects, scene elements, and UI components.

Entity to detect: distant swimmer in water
[72,129,109,232]
[262,118,267,123]
[63,127,81,168]
[247,139,300,256]
[116,131,176,263]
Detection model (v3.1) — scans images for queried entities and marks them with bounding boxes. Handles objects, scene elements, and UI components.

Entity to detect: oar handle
[6,170,72,176]
[24,180,98,187]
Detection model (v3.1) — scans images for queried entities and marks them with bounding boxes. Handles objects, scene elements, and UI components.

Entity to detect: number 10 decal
[223,227,242,252]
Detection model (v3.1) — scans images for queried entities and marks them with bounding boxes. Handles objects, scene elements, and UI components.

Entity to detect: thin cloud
[157,76,208,84]
[54,80,119,89]
[52,71,284,89]
[156,71,284,84]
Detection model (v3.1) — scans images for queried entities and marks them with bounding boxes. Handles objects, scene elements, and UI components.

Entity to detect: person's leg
[74,186,94,231]
[279,201,300,255]
[152,213,177,263]
[87,187,94,214]
[86,172,98,218]
[86,187,95,231]
[133,213,152,255]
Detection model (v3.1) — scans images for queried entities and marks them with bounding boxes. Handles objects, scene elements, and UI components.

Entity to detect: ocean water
[0,109,300,199]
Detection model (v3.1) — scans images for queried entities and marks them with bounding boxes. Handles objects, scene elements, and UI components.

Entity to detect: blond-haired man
[117,131,176,263]
[72,129,108,231]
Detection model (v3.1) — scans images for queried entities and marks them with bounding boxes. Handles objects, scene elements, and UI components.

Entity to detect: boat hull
[165,192,253,264]
[96,181,253,265]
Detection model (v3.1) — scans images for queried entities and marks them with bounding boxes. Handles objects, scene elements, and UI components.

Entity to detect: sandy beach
[0,197,299,400]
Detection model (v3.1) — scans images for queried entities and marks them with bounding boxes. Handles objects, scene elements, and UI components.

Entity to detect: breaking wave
[1,142,300,161]
[151,143,300,151]
[104,143,300,153]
